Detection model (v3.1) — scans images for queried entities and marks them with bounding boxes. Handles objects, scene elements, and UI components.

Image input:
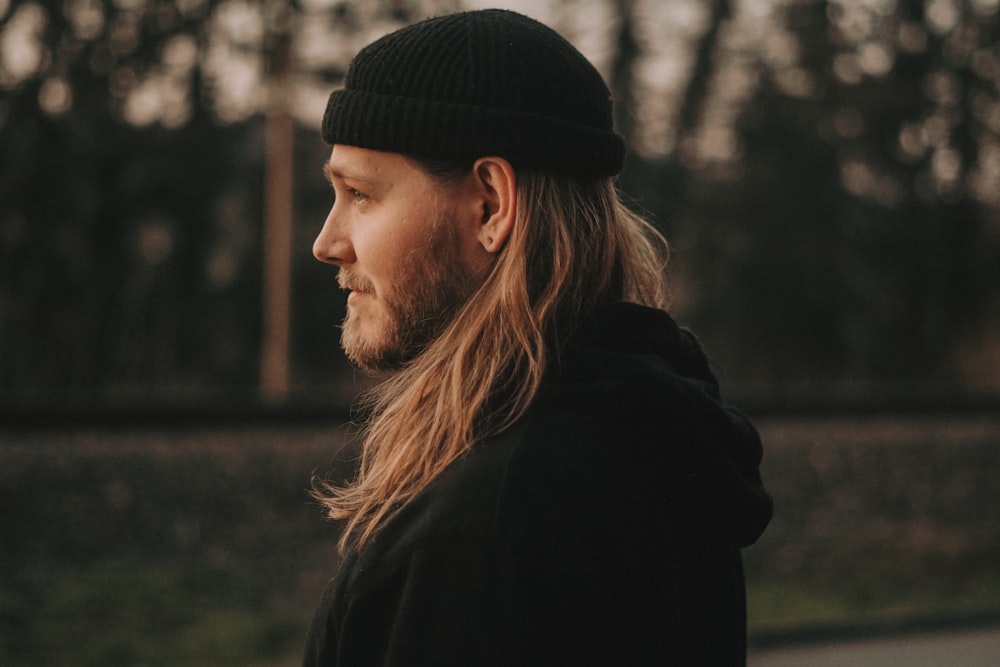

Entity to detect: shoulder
[347,403,631,582]
[347,426,524,575]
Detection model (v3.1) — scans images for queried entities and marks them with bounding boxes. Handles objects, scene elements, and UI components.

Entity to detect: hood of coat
[554,302,773,548]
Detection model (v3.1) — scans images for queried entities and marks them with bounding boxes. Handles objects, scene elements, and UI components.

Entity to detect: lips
[337,272,375,299]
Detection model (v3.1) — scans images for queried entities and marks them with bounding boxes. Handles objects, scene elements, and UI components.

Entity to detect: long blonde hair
[314,168,670,550]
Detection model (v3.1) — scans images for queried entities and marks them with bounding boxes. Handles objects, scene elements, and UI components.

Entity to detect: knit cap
[322,9,626,176]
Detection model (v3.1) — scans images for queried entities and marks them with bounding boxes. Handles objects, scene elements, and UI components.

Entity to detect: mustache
[337,271,375,295]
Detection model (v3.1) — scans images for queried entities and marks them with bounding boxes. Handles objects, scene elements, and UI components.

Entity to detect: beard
[339,221,480,373]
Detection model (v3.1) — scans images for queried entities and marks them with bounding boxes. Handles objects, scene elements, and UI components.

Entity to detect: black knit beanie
[322,9,626,176]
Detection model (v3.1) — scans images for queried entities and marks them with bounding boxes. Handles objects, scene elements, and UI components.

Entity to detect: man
[305,9,771,666]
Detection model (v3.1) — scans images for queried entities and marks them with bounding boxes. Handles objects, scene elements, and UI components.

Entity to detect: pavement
[748,624,1000,666]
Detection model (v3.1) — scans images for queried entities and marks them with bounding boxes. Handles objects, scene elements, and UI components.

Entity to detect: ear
[472,157,516,253]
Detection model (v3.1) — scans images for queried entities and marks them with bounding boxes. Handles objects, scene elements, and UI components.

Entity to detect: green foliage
[749,573,1000,639]
[3,417,1000,662]
[0,559,306,666]
[743,414,1000,640]
[0,423,351,666]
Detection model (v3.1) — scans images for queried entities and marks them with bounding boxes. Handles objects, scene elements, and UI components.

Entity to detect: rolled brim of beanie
[322,89,626,177]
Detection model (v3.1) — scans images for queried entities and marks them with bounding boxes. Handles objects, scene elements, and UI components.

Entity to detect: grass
[2,413,1000,664]
[743,414,1000,645]
[748,572,1000,640]
[0,423,348,667]
[1,558,307,667]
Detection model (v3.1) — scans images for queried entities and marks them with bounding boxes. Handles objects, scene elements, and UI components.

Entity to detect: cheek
[357,196,455,287]
[353,223,401,277]
[379,213,438,269]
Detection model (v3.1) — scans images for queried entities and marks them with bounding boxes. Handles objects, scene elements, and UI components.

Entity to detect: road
[748,625,1000,666]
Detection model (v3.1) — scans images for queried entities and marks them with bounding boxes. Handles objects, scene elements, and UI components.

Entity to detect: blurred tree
[1,0,258,405]
[665,0,1000,399]
[2,0,998,409]
[0,0,457,407]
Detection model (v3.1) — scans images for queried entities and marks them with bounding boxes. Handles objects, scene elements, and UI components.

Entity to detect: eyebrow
[322,162,342,183]
[323,161,380,186]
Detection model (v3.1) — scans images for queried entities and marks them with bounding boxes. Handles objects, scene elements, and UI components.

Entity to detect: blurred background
[1,0,999,664]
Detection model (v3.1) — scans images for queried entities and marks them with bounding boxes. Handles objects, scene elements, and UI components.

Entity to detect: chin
[341,320,400,372]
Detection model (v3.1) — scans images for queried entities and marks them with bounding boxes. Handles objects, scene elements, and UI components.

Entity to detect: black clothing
[303,303,772,666]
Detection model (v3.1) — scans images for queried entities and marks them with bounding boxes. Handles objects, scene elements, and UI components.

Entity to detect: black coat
[303,303,773,666]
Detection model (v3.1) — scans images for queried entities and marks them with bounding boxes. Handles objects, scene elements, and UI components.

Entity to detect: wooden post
[260,12,293,404]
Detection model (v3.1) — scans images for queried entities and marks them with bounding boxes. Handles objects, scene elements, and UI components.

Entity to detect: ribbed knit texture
[322,9,626,176]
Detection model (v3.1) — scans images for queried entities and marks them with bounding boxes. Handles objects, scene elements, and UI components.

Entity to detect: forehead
[326,145,421,186]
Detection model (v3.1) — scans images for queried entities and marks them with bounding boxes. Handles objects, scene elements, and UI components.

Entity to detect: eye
[331,187,368,205]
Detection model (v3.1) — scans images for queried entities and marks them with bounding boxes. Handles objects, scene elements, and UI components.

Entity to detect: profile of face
[313,145,504,372]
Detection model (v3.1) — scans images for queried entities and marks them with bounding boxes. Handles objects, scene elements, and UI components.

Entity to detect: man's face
[314,145,491,371]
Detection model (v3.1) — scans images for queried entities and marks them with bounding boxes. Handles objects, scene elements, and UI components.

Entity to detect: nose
[313,205,354,266]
